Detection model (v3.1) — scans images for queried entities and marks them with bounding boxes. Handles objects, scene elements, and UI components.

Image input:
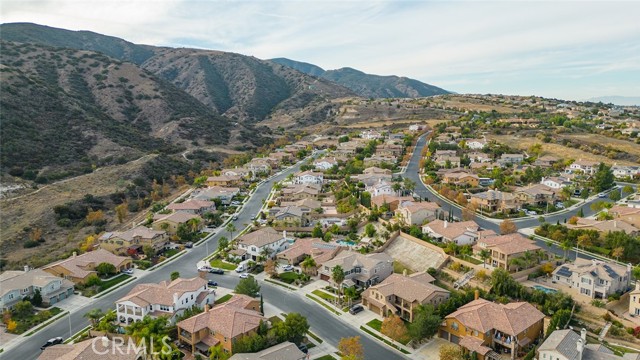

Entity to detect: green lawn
[163,249,180,258]
[305,295,341,315]
[10,307,63,335]
[278,272,302,284]
[366,319,382,331]
[100,274,131,291]
[312,289,336,302]
[269,316,283,324]
[314,355,336,360]
[215,294,233,304]
[210,258,238,271]
[393,261,414,275]
[457,255,482,265]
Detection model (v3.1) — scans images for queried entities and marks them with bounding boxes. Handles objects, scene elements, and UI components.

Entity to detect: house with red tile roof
[473,233,542,271]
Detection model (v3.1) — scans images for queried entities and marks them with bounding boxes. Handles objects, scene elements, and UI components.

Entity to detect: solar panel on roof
[603,264,619,278]
[556,267,572,277]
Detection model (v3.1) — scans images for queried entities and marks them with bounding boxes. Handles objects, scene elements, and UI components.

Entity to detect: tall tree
[381,314,409,343]
[83,308,104,327]
[170,271,180,281]
[592,163,615,192]
[338,336,364,360]
[499,219,517,235]
[479,249,491,268]
[439,344,465,360]
[226,223,237,239]
[126,315,170,358]
[408,305,441,341]
[235,276,261,297]
[332,265,346,304]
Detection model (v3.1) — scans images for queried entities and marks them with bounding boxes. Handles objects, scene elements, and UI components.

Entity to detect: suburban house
[442,171,480,187]
[293,170,324,185]
[612,165,640,179]
[318,251,393,288]
[361,130,384,140]
[498,154,525,166]
[221,168,251,178]
[566,218,639,236]
[629,283,640,317]
[191,186,240,205]
[269,206,308,226]
[514,184,556,206]
[99,226,169,255]
[152,212,203,235]
[395,201,441,226]
[280,184,322,202]
[440,298,545,360]
[177,295,263,355]
[313,157,338,171]
[469,152,492,163]
[363,166,393,175]
[366,180,396,197]
[465,139,487,150]
[237,227,291,261]
[533,155,559,168]
[568,160,600,175]
[0,268,74,310]
[422,220,496,246]
[277,238,342,271]
[538,328,640,360]
[608,205,640,228]
[541,176,572,189]
[167,200,216,215]
[363,155,397,167]
[552,258,631,299]
[279,198,322,213]
[206,175,243,187]
[229,342,306,360]
[38,337,141,360]
[43,249,132,284]
[352,172,393,187]
[434,155,461,168]
[470,190,517,213]
[376,143,403,157]
[371,194,414,211]
[362,272,450,322]
[116,277,215,324]
[473,234,542,271]
[245,158,272,175]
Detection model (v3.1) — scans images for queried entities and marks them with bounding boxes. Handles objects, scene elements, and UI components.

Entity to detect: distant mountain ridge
[270,57,449,98]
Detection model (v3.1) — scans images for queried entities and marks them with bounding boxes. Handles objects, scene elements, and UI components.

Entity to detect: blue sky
[3,0,640,101]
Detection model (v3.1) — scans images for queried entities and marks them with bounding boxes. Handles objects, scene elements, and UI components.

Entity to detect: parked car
[555,202,565,209]
[121,268,134,275]
[349,304,364,315]
[41,337,64,350]
[282,265,294,272]
[185,242,194,248]
[198,265,213,272]
[232,215,239,221]
[239,273,250,279]
[598,193,607,198]
[297,343,308,354]
[207,280,218,287]
[526,210,537,216]
[209,268,225,275]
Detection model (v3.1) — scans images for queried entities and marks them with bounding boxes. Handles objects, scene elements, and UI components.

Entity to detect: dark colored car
[185,242,194,248]
[297,343,308,354]
[207,280,218,287]
[209,268,225,275]
[349,304,364,315]
[41,337,64,350]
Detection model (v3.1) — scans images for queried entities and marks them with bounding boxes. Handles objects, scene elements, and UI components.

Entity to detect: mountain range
[0,22,448,180]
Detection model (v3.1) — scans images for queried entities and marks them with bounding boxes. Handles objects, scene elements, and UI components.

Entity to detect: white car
[239,273,250,279]
[198,266,213,272]
[121,268,134,275]
[282,265,294,272]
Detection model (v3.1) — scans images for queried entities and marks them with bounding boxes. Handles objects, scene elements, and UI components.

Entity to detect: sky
[2,0,640,101]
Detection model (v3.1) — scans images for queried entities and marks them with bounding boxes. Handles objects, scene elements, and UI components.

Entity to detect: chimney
[576,338,584,360]
[474,289,480,300]
[283,230,287,240]
[614,221,617,228]
[444,220,448,228]
[101,336,109,348]
[581,328,587,342]
[173,293,179,305]
[204,303,211,312]
[23,265,30,272]
[403,269,408,277]
[72,251,77,258]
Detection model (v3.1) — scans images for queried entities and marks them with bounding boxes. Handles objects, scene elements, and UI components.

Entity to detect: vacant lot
[488,134,638,166]
[0,155,155,268]
[339,119,446,129]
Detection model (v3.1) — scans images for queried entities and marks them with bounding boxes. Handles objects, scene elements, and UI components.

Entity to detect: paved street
[2,153,407,360]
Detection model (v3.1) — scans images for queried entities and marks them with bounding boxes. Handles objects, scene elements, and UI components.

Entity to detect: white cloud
[2,0,639,99]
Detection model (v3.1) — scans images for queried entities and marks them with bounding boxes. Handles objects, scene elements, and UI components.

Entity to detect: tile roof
[363,167,392,175]
[229,342,305,360]
[446,299,544,336]
[321,250,392,273]
[37,337,139,360]
[567,218,639,234]
[471,190,515,201]
[364,273,446,303]
[118,277,208,307]
[459,336,492,356]
[207,175,242,182]
[370,195,413,208]
[278,238,339,262]
[43,249,129,279]
[167,200,215,211]
[100,225,165,242]
[238,227,285,248]
[177,295,264,338]
[422,220,480,240]
[191,186,240,200]
[609,205,640,217]
[554,258,629,282]
[540,329,639,360]
[153,212,201,224]
[399,201,441,214]
[0,269,74,297]
[477,233,541,255]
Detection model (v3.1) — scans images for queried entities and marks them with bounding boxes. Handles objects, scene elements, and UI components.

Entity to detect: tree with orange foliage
[338,336,364,360]
[381,314,409,343]
[6,319,17,333]
[86,210,104,225]
[499,219,517,235]
[456,192,468,206]
[568,216,579,225]
[115,203,128,223]
[79,235,96,253]
[462,204,477,221]
[29,227,43,242]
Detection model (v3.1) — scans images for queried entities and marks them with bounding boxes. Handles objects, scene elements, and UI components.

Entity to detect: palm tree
[226,223,236,240]
[126,316,170,360]
[300,256,317,275]
[479,249,491,268]
[612,246,624,261]
[560,240,572,261]
[509,257,525,272]
[188,217,202,233]
[209,344,229,360]
[259,247,273,264]
[392,182,402,196]
[520,251,536,269]
[84,308,104,327]
[332,265,345,306]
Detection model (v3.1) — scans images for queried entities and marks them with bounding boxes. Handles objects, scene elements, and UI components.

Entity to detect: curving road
[3,153,406,360]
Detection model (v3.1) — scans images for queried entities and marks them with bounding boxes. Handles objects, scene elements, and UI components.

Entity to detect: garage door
[439,329,449,340]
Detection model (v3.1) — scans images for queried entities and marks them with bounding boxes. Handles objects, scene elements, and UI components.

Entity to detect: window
[451,322,458,330]
[8,294,14,300]
[191,294,193,300]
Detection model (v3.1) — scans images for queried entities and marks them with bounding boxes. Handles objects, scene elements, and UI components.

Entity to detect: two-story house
[470,190,517,213]
[371,195,414,212]
[269,206,308,227]
[434,155,461,168]
[293,170,324,185]
[538,328,638,360]
[221,167,252,179]
[318,251,393,288]
[177,295,263,356]
[541,176,572,189]
[422,220,496,246]
[362,272,449,322]
[440,297,545,360]
[38,337,142,360]
[99,226,169,255]
[361,130,384,140]
[612,165,640,179]
[229,342,305,360]
[43,249,132,284]
[244,158,272,175]
[629,282,640,317]
[116,277,214,324]
[395,201,441,226]
[167,199,216,215]
[206,175,243,187]
[514,184,556,206]
[366,180,396,197]
[280,184,322,202]
[442,171,480,187]
[191,186,240,205]
[313,157,338,171]
[552,258,631,299]
[473,234,541,271]
[237,227,291,261]
[567,160,600,175]
[152,212,203,235]
[533,155,559,168]
[498,154,525,166]
[0,268,74,310]
[363,155,397,167]
[465,139,487,150]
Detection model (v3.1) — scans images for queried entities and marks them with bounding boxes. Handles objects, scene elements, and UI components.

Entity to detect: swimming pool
[337,240,356,246]
[532,285,557,294]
